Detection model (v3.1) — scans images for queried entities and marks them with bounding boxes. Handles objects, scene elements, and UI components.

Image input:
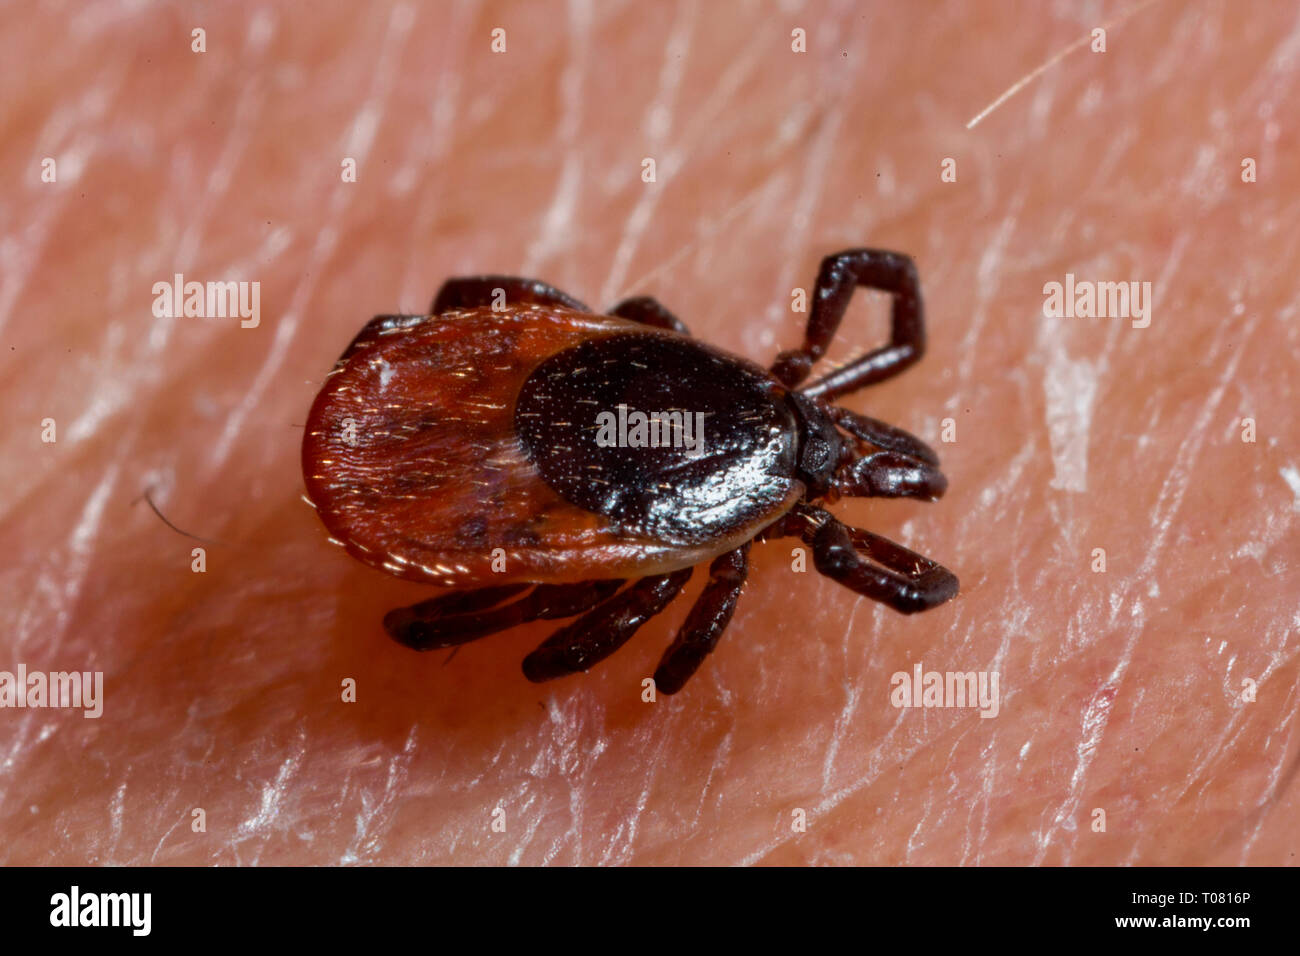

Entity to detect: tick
[302,248,958,693]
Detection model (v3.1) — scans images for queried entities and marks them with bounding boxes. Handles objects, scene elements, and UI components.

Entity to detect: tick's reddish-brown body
[302,253,958,693]
[302,306,800,587]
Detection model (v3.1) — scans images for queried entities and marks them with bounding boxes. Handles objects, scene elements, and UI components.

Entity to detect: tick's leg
[386,579,623,650]
[653,544,749,694]
[607,296,690,335]
[834,450,948,501]
[522,569,693,682]
[802,507,958,613]
[770,248,924,400]
[431,276,591,314]
[755,509,817,543]
[337,314,429,364]
[829,406,940,466]
[390,584,531,625]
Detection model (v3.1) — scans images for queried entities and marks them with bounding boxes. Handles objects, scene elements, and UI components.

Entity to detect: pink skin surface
[1,2,1297,865]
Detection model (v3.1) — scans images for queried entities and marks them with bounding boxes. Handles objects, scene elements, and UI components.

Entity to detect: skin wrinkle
[1136,315,1257,582]
[740,679,915,866]
[745,597,1016,865]
[2,1,1298,867]
[109,780,127,862]
[773,66,847,314]
[0,200,63,338]
[690,718,733,831]
[519,0,590,276]
[1281,465,1300,510]
[1240,718,1299,863]
[21,463,120,655]
[393,5,469,305]
[1038,618,1137,865]
[1176,616,1296,807]
[954,197,1023,392]
[596,5,776,304]
[553,694,593,864]
[208,10,413,471]
[613,179,769,302]
[1,59,127,337]
[1040,317,1098,492]
[821,682,859,794]
[589,0,691,301]
[606,727,660,865]
[971,732,999,866]
[169,85,265,337]
[822,594,866,792]
[769,14,863,314]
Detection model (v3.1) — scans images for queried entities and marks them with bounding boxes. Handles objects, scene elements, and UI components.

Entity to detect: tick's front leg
[801,506,958,613]
[835,450,948,501]
[772,248,925,399]
[828,406,941,466]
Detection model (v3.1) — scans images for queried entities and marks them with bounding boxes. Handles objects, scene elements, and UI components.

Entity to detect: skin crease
[1,0,1297,867]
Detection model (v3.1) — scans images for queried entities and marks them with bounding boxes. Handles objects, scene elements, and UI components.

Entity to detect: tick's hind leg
[801,506,958,613]
[386,579,623,650]
[389,583,530,626]
[771,248,924,400]
[432,276,592,314]
[522,569,693,682]
[653,543,749,694]
[607,296,690,335]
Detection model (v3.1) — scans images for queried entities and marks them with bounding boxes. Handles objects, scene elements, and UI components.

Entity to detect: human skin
[1,1,1296,866]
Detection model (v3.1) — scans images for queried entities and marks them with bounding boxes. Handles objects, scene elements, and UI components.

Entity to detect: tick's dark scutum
[515,333,799,546]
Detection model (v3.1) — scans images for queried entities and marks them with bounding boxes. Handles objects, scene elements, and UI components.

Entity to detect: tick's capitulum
[303,249,958,693]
